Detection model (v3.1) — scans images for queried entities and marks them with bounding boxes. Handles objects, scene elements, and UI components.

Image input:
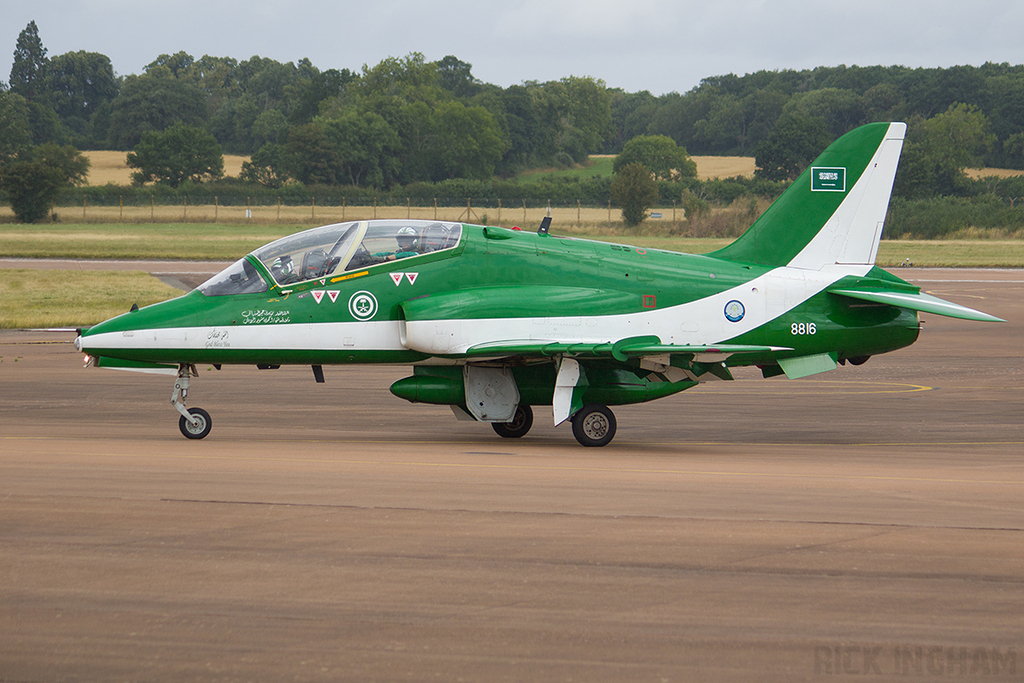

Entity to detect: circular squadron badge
[724,299,745,323]
[348,291,378,320]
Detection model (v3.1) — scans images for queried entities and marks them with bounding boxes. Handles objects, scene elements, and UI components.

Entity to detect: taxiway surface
[1,269,1021,681]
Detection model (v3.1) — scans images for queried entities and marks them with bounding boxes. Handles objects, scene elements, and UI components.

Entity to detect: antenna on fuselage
[538,216,551,234]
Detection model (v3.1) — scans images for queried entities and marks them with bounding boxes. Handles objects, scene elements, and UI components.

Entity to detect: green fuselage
[80,222,921,396]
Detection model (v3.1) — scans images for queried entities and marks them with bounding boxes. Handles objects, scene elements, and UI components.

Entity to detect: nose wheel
[171,364,212,439]
[179,407,212,439]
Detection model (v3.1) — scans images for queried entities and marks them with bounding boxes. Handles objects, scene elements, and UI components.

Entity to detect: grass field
[82,151,250,185]
[0,201,693,229]
[0,222,1020,328]
[517,155,757,182]
[80,150,1021,186]
[82,151,759,186]
[0,269,184,329]
[2,222,1023,267]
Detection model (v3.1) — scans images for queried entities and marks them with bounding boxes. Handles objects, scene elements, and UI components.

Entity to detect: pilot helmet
[396,226,419,250]
[271,254,293,277]
[423,224,451,251]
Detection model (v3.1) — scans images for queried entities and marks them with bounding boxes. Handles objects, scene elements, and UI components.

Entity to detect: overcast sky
[3,0,1024,95]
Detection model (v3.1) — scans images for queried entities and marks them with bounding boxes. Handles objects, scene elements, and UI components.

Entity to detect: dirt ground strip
[0,269,1021,681]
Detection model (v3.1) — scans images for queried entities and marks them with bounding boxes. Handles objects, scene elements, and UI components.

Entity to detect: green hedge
[52,174,792,211]
[885,195,1024,239]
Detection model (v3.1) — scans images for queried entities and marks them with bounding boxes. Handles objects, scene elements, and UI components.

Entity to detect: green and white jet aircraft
[76,122,1003,446]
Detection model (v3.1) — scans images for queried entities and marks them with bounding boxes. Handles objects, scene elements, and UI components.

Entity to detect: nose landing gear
[171,364,212,439]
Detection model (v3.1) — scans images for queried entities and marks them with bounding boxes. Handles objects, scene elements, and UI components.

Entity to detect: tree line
[3,19,1024,231]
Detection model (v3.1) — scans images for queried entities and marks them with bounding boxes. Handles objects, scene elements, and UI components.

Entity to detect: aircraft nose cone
[74,335,82,351]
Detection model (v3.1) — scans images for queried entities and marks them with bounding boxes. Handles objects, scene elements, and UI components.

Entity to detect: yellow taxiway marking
[698,380,935,395]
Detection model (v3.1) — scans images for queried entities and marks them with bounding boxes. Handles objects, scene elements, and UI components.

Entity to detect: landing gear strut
[171,364,212,439]
[571,404,616,447]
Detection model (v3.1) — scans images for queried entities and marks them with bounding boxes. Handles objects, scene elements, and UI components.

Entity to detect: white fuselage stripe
[83,265,869,357]
[404,266,866,355]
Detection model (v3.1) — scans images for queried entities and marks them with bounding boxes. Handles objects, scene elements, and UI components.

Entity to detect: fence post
[407,197,411,219]
[497,198,502,224]
[608,200,611,228]
[434,198,437,220]
[119,196,122,223]
[311,196,315,222]
[523,200,526,223]
[374,197,378,219]
[83,196,87,220]
[215,196,219,222]
[277,196,281,221]
[342,196,346,221]
[577,199,581,226]
[151,196,155,223]
[183,196,187,222]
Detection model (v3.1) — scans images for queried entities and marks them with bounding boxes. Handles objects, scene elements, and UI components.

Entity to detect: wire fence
[0,196,689,229]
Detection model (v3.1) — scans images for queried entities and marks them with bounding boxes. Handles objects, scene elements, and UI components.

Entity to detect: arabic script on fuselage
[241,309,291,325]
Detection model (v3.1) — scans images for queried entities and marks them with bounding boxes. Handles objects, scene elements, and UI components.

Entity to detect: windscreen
[200,221,464,294]
[254,221,360,285]
[197,258,268,296]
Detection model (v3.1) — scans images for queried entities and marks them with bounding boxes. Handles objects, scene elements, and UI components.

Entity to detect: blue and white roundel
[724,300,745,323]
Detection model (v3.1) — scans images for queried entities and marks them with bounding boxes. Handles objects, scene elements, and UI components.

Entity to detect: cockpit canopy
[198,220,462,296]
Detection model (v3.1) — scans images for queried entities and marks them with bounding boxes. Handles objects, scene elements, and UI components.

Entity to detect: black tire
[179,407,212,439]
[571,404,616,447]
[492,404,534,439]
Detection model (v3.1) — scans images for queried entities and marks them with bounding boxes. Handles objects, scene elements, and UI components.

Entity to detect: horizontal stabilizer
[829,288,1004,323]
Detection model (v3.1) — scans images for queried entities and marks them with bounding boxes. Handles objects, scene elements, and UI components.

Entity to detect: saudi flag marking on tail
[811,167,846,192]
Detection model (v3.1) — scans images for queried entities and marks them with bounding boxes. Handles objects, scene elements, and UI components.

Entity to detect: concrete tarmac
[1,269,1022,681]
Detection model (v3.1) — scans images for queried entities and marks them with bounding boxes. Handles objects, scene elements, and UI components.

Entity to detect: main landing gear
[490,403,618,447]
[171,364,212,439]
[570,404,617,447]
[492,404,534,439]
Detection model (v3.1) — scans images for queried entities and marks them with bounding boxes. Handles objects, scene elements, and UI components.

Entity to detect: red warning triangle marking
[405,272,418,285]
[390,272,404,286]
[311,290,325,304]
[327,290,339,303]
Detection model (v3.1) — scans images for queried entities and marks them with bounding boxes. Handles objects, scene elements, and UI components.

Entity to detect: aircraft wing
[828,288,1005,323]
[464,336,791,425]
[466,337,790,361]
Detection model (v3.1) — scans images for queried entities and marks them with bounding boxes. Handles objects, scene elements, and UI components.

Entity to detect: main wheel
[571,404,616,447]
[492,404,534,439]
[179,407,212,439]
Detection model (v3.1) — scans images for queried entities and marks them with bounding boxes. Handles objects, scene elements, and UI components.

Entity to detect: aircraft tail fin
[710,122,906,269]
